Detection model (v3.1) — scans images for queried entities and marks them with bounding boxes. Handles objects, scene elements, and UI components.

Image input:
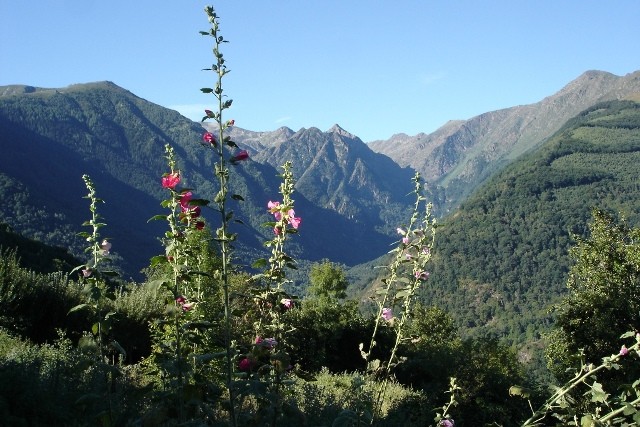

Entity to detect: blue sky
[1,1,638,142]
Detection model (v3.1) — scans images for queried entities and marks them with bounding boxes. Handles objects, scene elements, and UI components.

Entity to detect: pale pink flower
[288,209,301,229]
[396,227,405,235]
[415,271,430,280]
[82,268,92,278]
[268,201,282,221]
[100,240,111,255]
[281,298,293,309]
[382,308,393,321]
[402,237,410,244]
[620,345,629,356]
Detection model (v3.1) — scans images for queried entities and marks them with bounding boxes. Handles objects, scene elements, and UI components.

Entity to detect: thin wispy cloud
[419,72,446,86]
[275,116,292,124]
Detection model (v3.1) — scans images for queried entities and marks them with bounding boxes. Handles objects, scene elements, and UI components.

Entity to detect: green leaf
[200,88,214,93]
[68,303,89,315]
[149,255,168,267]
[148,214,168,223]
[231,194,244,201]
[252,258,267,269]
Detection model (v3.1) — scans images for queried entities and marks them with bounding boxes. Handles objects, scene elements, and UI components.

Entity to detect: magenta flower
[161,172,180,189]
[440,419,455,427]
[620,345,629,356]
[281,298,293,309]
[100,240,111,256]
[382,308,393,321]
[195,221,205,230]
[238,358,252,372]
[231,149,249,162]
[203,132,216,146]
[180,191,193,211]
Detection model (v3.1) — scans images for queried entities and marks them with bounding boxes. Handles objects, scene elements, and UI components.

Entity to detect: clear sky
[1,1,639,142]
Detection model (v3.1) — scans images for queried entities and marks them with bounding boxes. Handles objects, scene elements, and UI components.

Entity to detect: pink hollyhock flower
[268,201,282,220]
[620,345,629,356]
[440,419,455,427]
[161,172,180,189]
[287,209,301,229]
[181,302,195,312]
[415,271,430,280]
[82,267,92,278]
[180,192,193,211]
[281,298,293,309]
[255,336,263,345]
[176,296,186,305]
[381,308,393,321]
[100,240,111,255]
[227,119,235,126]
[231,150,249,162]
[203,132,216,146]
[402,237,410,244]
[195,221,205,230]
[238,358,252,371]
[273,226,281,236]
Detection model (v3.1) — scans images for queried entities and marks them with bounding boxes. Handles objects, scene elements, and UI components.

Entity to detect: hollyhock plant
[162,172,181,189]
[268,201,282,220]
[180,192,193,211]
[100,239,111,256]
[415,271,430,280]
[238,358,252,372]
[620,345,629,356]
[287,209,301,229]
[231,149,249,163]
[202,131,216,146]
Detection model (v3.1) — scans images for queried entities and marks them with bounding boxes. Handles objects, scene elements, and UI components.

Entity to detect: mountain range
[1,70,639,353]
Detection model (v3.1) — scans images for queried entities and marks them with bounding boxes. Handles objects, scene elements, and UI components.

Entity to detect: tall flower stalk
[69,174,120,426]
[361,172,437,424]
[199,6,249,425]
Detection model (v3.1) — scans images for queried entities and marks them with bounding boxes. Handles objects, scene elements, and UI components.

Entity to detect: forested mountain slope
[359,100,640,358]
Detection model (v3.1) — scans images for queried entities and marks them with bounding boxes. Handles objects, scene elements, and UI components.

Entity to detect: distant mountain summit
[369,70,640,212]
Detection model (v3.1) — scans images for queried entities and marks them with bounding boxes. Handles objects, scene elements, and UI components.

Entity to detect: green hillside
[416,100,640,350]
